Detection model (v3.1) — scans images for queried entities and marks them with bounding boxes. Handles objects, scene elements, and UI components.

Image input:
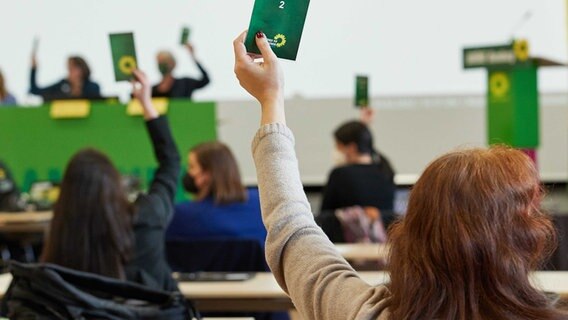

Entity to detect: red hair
[387,146,564,319]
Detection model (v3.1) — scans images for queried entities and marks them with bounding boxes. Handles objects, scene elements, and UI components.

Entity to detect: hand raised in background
[131,70,159,120]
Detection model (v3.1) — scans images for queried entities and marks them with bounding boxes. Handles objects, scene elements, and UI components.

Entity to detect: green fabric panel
[487,64,539,148]
[0,99,217,202]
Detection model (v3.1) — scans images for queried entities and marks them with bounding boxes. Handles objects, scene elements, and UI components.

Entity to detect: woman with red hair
[233,30,567,320]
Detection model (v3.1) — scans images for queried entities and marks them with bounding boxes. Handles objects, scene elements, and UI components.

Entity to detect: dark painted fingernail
[256,32,264,39]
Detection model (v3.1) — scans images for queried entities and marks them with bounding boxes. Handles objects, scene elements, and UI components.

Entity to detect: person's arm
[132,70,181,227]
[234,31,390,319]
[186,44,210,89]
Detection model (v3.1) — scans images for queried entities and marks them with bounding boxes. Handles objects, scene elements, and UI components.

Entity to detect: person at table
[318,118,396,242]
[152,43,210,99]
[38,69,180,291]
[29,54,101,100]
[233,31,567,319]
[0,69,17,106]
[166,141,266,248]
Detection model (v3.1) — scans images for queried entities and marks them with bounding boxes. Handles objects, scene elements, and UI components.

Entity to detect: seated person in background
[29,54,101,100]
[318,119,396,242]
[166,142,266,248]
[36,70,179,292]
[0,69,17,106]
[152,42,210,99]
[234,31,566,320]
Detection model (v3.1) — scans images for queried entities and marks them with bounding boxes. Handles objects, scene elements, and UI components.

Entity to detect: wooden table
[1,271,568,312]
[334,243,388,261]
[0,212,52,234]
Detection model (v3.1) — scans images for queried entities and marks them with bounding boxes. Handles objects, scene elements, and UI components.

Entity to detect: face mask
[182,173,199,194]
[158,63,172,76]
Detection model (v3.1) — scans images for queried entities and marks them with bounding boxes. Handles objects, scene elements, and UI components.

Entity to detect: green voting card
[245,0,310,61]
[180,27,191,45]
[355,76,369,108]
[109,33,138,81]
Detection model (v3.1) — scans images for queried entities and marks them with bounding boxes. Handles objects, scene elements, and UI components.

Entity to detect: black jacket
[126,116,181,292]
[29,68,101,101]
[151,62,210,99]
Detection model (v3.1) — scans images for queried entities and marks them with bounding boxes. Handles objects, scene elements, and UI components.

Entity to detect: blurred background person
[29,53,101,101]
[152,42,210,99]
[0,69,17,106]
[166,142,266,248]
[318,118,396,243]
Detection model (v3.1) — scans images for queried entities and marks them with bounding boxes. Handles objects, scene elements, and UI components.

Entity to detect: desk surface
[334,243,388,261]
[1,271,568,312]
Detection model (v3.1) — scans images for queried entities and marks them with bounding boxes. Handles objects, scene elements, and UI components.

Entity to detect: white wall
[0,0,567,103]
[217,93,568,185]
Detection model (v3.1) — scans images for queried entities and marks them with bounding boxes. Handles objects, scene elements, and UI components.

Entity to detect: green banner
[109,32,138,81]
[0,100,217,201]
[487,64,539,148]
[245,0,311,60]
[463,39,530,69]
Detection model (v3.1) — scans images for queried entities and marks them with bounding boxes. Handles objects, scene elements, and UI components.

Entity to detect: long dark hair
[191,142,247,205]
[387,146,564,320]
[68,56,91,81]
[41,149,134,279]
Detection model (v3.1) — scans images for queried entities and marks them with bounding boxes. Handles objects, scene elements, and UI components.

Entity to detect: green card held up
[245,0,310,61]
[180,27,191,45]
[109,33,138,81]
[355,76,369,108]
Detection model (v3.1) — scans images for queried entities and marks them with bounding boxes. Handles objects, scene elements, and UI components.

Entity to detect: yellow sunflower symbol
[274,34,287,48]
[119,56,137,75]
[489,72,511,99]
[513,39,530,62]
[0,169,5,179]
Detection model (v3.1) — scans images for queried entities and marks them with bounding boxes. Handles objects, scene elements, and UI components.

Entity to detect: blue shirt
[166,188,267,247]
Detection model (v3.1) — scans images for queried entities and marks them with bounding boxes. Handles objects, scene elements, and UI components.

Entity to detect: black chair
[165,238,289,320]
[166,238,268,273]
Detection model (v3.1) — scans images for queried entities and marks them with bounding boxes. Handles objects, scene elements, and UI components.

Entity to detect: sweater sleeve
[135,116,181,228]
[251,123,391,320]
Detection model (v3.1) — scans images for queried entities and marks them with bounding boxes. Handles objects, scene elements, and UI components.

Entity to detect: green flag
[180,27,191,45]
[355,75,369,108]
[245,0,310,60]
[109,33,138,81]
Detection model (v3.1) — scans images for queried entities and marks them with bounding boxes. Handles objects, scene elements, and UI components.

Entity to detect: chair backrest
[2,261,197,320]
[166,238,268,273]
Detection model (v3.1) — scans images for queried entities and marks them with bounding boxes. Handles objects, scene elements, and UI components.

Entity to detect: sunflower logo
[274,34,287,48]
[118,56,137,75]
[489,72,510,99]
[0,169,5,180]
[513,39,530,62]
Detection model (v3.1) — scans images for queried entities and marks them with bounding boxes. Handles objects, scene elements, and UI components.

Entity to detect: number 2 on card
[279,1,285,9]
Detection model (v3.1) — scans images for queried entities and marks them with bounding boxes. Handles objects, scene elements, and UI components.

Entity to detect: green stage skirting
[0,99,217,201]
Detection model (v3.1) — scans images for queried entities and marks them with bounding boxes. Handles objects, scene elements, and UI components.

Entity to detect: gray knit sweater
[252,123,392,320]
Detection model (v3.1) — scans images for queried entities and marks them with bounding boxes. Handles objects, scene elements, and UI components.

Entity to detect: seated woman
[152,42,210,99]
[37,70,179,291]
[318,120,396,242]
[30,54,101,101]
[166,142,266,248]
[0,69,17,106]
[233,31,567,319]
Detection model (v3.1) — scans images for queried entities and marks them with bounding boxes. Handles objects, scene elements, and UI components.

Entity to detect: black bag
[2,261,200,320]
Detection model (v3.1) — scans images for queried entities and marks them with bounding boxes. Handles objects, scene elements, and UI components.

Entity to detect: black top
[29,68,101,101]
[125,116,181,292]
[151,62,210,99]
[320,154,396,212]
